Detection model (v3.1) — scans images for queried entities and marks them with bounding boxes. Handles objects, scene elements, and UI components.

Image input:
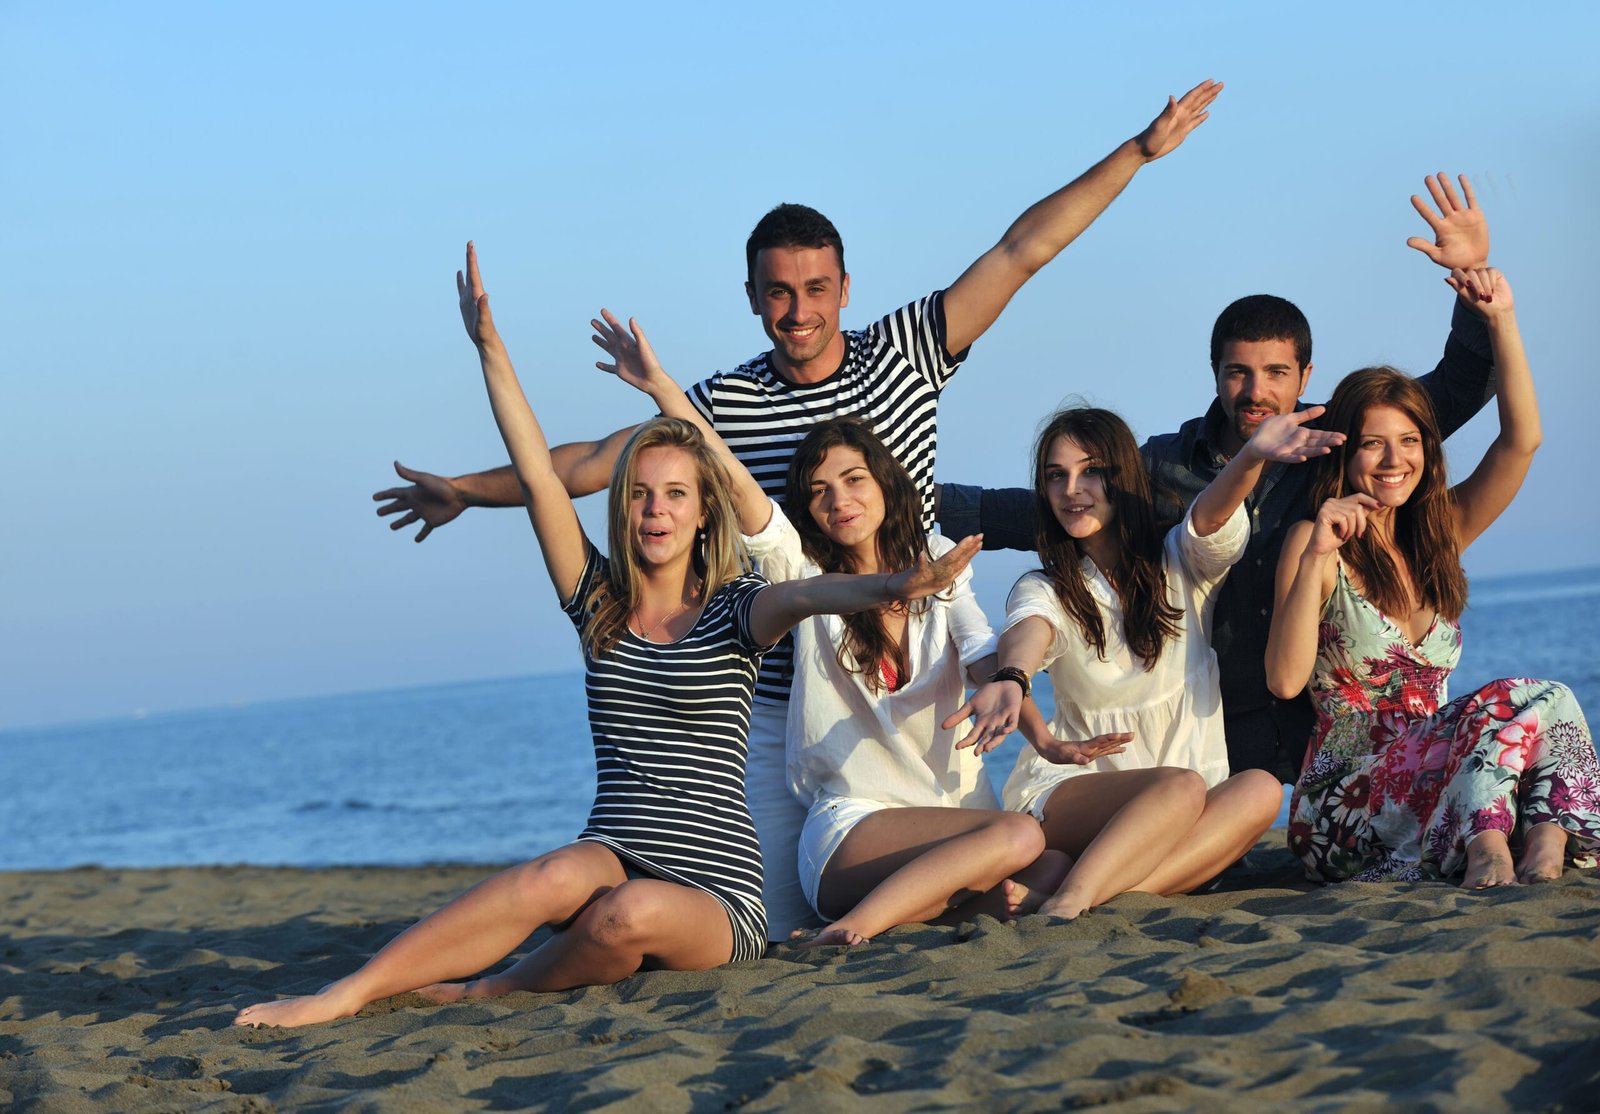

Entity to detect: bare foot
[1004,850,1074,916]
[791,925,870,949]
[1461,831,1518,890]
[1515,822,1568,884]
[414,981,474,1004]
[234,987,362,1029]
[1035,881,1093,921]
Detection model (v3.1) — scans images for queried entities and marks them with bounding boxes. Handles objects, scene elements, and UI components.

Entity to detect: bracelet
[990,666,1031,698]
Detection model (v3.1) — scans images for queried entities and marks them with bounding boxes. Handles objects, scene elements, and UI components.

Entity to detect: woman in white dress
[953,405,1335,919]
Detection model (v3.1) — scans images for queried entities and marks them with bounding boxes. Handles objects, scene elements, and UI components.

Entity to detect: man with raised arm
[376,80,1223,939]
[937,173,1498,786]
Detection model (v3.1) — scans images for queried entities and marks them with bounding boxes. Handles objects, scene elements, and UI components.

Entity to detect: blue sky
[4,1,1597,728]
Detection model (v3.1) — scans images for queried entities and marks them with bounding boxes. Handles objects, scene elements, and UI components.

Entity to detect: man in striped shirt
[375,80,1224,939]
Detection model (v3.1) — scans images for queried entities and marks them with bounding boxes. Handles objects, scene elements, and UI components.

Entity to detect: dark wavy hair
[784,417,927,693]
[1310,366,1467,620]
[1032,408,1182,670]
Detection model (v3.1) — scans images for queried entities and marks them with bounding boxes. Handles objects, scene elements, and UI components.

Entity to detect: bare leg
[444,879,735,995]
[1514,821,1567,884]
[1035,768,1207,920]
[1129,769,1283,895]
[234,842,626,1028]
[1461,829,1518,889]
[797,807,1045,947]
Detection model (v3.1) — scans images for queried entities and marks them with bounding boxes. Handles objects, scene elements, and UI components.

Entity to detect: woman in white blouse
[594,314,1065,945]
[954,406,1335,919]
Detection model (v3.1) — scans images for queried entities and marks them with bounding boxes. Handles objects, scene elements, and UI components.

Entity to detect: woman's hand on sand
[1245,407,1345,464]
[1447,266,1514,320]
[456,241,503,351]
[591,310,676,398]
[885,535,981,603]
[1406,173,1488,271]
[1030,732,1132,766]
[1308,494,1381,556]
[946,677,1023,755]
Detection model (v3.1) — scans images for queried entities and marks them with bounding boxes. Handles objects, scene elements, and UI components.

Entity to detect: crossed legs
[1031,767,1281,919]
[234,841,733,1028]
[800,807,1055,947]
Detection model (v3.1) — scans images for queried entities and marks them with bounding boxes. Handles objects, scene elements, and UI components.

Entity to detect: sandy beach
[3,838,1597,1111]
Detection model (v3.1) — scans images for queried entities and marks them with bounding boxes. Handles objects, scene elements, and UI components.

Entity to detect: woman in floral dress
[1267,258,1600,888]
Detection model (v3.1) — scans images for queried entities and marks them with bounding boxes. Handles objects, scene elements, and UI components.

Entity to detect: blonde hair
[584,417,751,657]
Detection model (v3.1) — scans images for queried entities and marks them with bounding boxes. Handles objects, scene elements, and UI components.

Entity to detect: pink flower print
[1466,679,1516,724]
[1493,708,1544,773]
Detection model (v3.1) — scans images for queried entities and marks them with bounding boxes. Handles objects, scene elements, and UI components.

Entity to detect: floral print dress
[1288,563,1600,882]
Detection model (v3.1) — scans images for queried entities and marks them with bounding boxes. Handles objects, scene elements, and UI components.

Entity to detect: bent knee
[509,849,612,912]
[1150,766,1208,808]
[1227,769,1288,822]
[578,881,668,950]
[994,812,1047,865]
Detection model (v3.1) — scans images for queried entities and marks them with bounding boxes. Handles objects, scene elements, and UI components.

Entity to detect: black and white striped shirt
[564,546,772,961]
[688,292,965,702]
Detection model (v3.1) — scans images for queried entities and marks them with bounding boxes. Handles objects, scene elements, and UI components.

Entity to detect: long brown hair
[784,417,928,693]
[584,417,751,657]
[1032,408,1182,670]
[1310,366,1467,620]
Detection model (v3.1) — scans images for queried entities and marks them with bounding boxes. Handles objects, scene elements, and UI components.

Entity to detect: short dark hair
[1209,294,1312,373]
[745,203,845,284]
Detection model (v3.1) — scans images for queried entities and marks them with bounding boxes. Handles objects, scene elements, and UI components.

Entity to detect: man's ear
[839,272,850,309]
[746,281,759,314]
[1298,361,1313,396]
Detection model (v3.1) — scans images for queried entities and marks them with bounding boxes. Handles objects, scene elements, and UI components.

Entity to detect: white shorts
[798,794,888,917]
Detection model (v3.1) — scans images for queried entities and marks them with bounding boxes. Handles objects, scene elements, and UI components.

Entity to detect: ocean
[4,566,1597,872]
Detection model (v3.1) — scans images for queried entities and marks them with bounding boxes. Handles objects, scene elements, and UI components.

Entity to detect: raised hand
[1446,265,1514,320]
[1307,494,1381,557]
[885,534,982,603]
[1405,173,1489,271]
[591,310,674,397]
[947,678,1025,754]
[373,461,467,543]
[1031,731,1133,766]
[456,241,503,350]
[1134,79,1223,161]
[1247,406,1346,463]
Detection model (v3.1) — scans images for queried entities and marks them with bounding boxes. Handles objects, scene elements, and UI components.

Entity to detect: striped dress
[563,546,772,960]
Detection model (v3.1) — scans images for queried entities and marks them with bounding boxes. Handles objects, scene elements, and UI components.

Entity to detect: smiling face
[745,245,850,384]
[1345,404,1425,509]
[807,445,885,562]
[628,445,706,569]
[1214,338,1312,455]
[1042,434,1116,558]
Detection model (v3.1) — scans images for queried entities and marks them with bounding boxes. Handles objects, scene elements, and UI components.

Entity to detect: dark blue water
[3,567,1596,870]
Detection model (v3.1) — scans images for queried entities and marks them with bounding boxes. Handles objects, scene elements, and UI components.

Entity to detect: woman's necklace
[633,584,701,642]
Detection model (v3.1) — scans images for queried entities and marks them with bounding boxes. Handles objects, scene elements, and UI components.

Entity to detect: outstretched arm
[942,79,1221,355]
[748,535,982,647]
[1443,268,1537,549]
[1190,408,1344,536]
[591,311,773,536]
[458,242,589,601]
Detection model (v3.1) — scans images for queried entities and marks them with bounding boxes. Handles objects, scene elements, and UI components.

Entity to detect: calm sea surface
[4,567,1597,871]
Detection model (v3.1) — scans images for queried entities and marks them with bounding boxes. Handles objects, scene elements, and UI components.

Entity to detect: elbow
[1266,665,1306,702]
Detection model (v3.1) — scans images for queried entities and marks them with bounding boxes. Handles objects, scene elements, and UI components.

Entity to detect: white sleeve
[741,498,807,585]
[1170,501,1249,590]
[1003,571,1070,670]
[928,532,997,666]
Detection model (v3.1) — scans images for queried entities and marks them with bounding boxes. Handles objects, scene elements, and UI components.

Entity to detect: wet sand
[3,839,1597,1111]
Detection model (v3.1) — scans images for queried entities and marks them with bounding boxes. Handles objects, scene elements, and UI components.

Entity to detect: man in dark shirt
[936,174,1496,783]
